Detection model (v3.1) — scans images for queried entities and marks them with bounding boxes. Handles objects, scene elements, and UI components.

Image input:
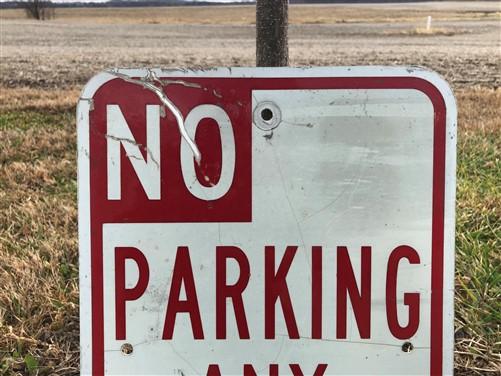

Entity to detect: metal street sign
[78,67,456,376]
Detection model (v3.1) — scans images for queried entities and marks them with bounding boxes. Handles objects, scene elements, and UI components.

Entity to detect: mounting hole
[121,343,133,355]
[253,101,281,131]
[261,108,273,122]
[401,342,414,353]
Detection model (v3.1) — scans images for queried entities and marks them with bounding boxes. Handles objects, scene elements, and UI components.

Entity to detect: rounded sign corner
[79,71,119,104]
[407,67,457,116]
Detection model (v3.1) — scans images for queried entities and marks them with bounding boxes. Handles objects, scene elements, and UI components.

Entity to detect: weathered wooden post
[256,0,289,67]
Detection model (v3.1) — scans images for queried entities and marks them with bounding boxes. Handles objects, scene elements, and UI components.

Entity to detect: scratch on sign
[106,69,202,165]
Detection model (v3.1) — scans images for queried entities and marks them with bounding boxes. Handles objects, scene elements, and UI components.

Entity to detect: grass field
[0,2,500,375]
[2,3,500,25]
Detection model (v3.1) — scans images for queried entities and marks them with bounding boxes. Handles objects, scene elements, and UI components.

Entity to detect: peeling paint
[106,69,202,165]
[263,131,273,141]
[160,79,201,89]
[212,89,223,99]
[79,97,95,111]
[105,133,160,169]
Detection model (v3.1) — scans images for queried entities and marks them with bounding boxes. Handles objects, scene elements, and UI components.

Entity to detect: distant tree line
[22,0,55,20]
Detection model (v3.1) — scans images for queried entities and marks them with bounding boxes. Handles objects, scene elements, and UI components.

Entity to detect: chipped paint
[212,89,223,99]
[106,69,202,164]
[104,133,160,169]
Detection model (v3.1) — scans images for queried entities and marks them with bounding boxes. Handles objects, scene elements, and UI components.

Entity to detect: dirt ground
[1,2,500,89]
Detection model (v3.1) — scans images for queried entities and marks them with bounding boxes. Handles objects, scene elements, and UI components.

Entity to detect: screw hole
[253,101,281,131]
[401,342,414,353]
[121,343,133,355]
[261,108,273,122]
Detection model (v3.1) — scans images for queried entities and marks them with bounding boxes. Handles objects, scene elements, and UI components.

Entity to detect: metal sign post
[256,0,289,67]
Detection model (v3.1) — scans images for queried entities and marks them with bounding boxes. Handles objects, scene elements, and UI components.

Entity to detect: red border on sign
[87,76,447,375]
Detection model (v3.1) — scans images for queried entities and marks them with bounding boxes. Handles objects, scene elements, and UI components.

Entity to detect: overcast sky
[49,0,254,2]
[0,0,254,2]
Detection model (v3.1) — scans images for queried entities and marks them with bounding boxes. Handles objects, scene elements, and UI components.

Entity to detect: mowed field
[0,1,500,375]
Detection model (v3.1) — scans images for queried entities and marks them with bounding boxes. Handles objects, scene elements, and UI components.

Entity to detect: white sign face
[78,67,456,376]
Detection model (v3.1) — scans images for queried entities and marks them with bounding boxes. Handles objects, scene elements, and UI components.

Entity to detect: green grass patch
[0,110,73,131]
[455,129,500,370]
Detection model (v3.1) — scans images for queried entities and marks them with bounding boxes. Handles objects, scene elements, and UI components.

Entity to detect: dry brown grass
[457,87,501,135]
[384,27,459,37]
[0,87,81,112]
[1,5,500,25]
[0,104,78,374]
[0,85,499,374]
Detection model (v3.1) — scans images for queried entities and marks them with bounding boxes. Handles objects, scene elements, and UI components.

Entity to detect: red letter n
[336,246,371,339]
[243,364,279,376]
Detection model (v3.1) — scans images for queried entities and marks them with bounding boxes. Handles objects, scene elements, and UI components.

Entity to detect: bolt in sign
[78,67,456,376]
